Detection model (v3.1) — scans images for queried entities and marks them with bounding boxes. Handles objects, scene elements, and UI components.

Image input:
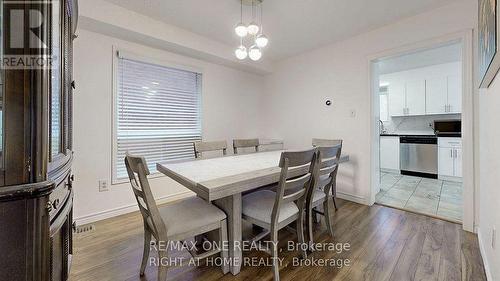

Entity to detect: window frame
[111,48,203,184]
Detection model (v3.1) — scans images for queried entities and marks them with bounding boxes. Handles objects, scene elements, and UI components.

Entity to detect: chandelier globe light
[247,21,260,35]
[248,45,262,61]
[255,34,268,48]
[235,23,248,37]
[235,44,248,60]
[234,0,268,61]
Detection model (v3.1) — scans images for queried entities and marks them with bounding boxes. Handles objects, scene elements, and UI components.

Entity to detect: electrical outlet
[492,227,497,249]
[99,180,109,192]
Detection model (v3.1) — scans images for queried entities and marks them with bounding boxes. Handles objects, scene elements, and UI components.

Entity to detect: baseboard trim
[438,175,463,183]
[74,191,193,226]
[337,191,367,205]
[75,190,368,225]
[477,227,493,281]
[381,168,400,174]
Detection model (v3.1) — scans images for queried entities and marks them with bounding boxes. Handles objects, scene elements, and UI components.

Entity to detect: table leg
[213,193,242,275]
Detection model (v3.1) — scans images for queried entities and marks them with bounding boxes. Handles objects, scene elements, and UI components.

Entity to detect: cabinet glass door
[50,0,62,159]
[0,2,4,175]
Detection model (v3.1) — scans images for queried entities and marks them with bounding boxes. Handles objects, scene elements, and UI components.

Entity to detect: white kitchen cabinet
[447,74,462,114]
[383,62,461,117]
[438,137,462,179]
[438,147,455,177]
[405,80,426,115]
[454,148,463,177]
[388,81,405,117]
[425,76,448,114]
[380,136,400,172]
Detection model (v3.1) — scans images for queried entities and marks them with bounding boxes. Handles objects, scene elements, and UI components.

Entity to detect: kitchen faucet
[379,120,387,134]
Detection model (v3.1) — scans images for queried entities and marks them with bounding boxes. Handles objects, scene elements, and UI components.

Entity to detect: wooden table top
[157,150,349,201]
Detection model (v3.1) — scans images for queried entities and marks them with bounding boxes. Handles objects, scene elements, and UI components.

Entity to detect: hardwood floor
[70,199,487,281]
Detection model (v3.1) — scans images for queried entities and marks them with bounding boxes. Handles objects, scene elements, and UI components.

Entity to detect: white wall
[477,74,500,280]
[73,29,265,223]
[262,0,476,203]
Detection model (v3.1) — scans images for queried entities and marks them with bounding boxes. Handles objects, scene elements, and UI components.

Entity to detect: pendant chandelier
[234,0,268,61]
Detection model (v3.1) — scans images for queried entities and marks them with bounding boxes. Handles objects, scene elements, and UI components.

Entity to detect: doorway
[368,31,474,231]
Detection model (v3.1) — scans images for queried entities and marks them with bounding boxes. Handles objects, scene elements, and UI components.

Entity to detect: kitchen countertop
[380,130,436,137]
[380,131,461,138]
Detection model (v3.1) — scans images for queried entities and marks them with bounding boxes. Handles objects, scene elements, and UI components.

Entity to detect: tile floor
[375,172,463,222]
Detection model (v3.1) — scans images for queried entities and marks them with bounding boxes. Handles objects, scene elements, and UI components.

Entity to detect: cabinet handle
[450,149,453,158]
[46,201,53,212]
[52,199,60,210]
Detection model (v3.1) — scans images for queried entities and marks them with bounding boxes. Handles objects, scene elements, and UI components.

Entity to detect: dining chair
[233,138,259,154]
[125,154,229,281]
[305,144,342,246]
[312,139,343,211]
[312,138,343,147]
[241,148,318,281]
[193,140,227,158]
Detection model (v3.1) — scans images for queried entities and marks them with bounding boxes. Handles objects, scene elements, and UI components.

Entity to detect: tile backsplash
[382,114,461,133]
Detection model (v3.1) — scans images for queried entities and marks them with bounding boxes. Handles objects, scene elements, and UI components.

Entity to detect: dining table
[157,149,349,275]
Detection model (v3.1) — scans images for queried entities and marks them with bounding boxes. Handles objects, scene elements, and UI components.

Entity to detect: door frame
[367,30,475,232]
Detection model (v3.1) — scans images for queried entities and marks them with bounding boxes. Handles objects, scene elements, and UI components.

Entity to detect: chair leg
[140,227,152,276]
[306,206,314,249]
[332,196,338,211]
[157,246,168,281]
[270,230,280,281]
[219,220,230,274]
[296,212,307,259]
[312,207,320,223]
[324,198,334,237]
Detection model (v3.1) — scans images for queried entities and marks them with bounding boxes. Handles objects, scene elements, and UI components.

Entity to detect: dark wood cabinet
[0,1,78,280]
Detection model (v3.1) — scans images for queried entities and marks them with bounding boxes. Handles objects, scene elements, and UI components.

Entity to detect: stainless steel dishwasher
[400,136,438,178]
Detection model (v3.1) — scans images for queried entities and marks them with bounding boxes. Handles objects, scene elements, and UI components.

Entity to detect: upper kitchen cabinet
[387,80,405,117]
[447,74,462,114]
[382,62,462,117]
[385,74,425,117]
[425,76,448,114]
[425,63,462,115]
[405,80,426,115]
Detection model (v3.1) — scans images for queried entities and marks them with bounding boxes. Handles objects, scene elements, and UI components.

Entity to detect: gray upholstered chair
[232,138,259,154]
[306,144,342,245]
[193,140,227,158]
[125,154,229,281]
[312,138,343,147]
[241,148,318,281]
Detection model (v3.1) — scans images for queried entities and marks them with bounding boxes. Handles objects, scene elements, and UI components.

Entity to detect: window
[113,54,202,182]
[379,85,389,122]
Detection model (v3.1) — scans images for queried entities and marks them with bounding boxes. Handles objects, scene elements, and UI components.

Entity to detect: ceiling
[103,0,458,61]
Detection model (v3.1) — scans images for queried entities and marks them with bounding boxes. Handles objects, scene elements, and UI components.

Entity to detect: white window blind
[114,55,202,181]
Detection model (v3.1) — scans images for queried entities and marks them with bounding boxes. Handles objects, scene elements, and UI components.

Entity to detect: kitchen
[375,43,463,222]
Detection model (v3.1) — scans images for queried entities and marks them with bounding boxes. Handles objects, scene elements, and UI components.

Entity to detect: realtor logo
[2,1,56,69]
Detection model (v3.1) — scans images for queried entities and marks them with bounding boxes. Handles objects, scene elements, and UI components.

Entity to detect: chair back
[272,148,318,225]
[310,144,343,200]
[125,154,167,239]
[194,140,227,158]
[312,138,343,147]
[233,138,259,154]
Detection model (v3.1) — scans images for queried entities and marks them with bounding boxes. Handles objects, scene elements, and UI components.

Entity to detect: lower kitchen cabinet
[380,136,400,172]
[438,138,462,180]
